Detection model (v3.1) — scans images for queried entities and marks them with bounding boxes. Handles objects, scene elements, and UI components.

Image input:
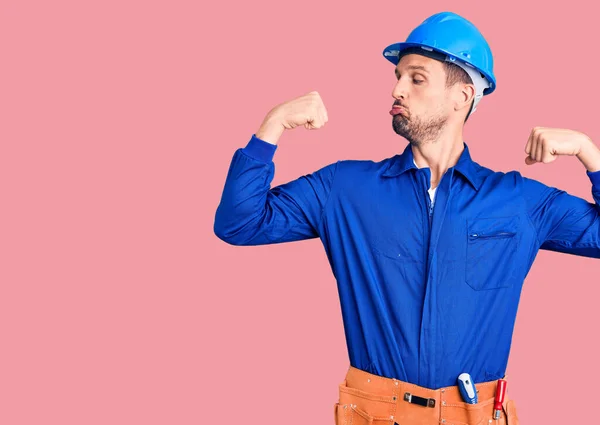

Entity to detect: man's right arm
[213,133,338,246]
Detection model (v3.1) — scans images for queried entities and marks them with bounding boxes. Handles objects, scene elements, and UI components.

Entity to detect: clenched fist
[524,127,590,164]
[255,91,329,145]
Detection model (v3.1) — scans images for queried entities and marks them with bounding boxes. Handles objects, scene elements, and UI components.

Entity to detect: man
[214,11,600,425]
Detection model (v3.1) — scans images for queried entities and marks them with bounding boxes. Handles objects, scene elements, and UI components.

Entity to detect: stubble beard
[392,111,448,147]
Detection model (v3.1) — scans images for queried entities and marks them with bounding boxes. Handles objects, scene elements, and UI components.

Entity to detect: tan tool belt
[334,365,519,425]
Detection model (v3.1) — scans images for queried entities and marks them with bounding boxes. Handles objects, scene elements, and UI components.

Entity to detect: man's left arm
[522,127,600,258]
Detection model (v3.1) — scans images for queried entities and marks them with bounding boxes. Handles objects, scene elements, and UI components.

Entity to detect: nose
[392,76,408,101]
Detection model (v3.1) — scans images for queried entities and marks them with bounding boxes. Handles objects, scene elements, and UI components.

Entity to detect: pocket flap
[335,403,374,425]
[468,215,520,238]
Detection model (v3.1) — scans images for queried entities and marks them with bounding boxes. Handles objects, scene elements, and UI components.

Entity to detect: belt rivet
[392,396,397,401]
[441,389,445,393]
[390,415,394,419]
[442,400,446,406]
[441,420,446,424]
[395,381,399,386]
[367,378,371,383]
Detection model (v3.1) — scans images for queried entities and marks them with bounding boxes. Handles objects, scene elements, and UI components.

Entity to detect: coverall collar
[382,141,483,191]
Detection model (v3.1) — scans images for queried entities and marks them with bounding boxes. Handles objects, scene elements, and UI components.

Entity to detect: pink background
[1,1,599,424]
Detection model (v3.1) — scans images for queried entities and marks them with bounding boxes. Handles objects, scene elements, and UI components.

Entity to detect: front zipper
[427,187,437,226]
[469,231,516,240]
[424,188,433,228]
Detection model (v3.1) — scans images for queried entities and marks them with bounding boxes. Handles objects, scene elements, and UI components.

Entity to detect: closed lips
[390,106,407,116]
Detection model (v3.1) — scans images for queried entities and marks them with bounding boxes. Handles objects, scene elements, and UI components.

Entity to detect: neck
[411,127,465,189]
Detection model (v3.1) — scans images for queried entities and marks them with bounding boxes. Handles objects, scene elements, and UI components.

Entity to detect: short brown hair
[442,61,474,122]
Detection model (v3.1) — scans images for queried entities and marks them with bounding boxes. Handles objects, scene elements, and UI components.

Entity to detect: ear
[454,83,476,112]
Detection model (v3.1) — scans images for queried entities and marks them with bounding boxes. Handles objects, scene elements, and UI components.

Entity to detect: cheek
[414,89,445,115]
[436,94,453,113]
[421,96,446,115]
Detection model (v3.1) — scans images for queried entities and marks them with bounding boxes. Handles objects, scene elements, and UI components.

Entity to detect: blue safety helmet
[382,11,496,96]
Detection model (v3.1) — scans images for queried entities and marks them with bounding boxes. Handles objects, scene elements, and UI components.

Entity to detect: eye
[413,79,424,84]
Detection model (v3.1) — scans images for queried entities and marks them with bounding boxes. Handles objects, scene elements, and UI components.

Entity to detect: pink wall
[1,1,598,423]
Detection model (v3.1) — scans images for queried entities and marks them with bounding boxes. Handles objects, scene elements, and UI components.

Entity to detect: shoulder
[475,161,526,187]
[475,162,557,197]
[335,156,399,177]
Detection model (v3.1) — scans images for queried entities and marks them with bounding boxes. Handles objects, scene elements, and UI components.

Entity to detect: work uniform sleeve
[522,169,600,258]
[214,134,339,246]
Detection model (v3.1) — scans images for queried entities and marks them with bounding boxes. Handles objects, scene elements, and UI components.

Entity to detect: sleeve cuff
[241,134,278,163]
[586,169,600,188]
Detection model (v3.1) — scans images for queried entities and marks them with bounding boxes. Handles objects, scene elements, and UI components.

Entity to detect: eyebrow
[395,65,430,77]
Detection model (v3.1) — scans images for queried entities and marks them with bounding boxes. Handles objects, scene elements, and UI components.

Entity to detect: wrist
[577,135,593,154]
[256,114,284,145]
[577,136,600,172]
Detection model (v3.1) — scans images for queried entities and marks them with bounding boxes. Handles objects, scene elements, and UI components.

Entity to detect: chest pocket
[466,215,520,291]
